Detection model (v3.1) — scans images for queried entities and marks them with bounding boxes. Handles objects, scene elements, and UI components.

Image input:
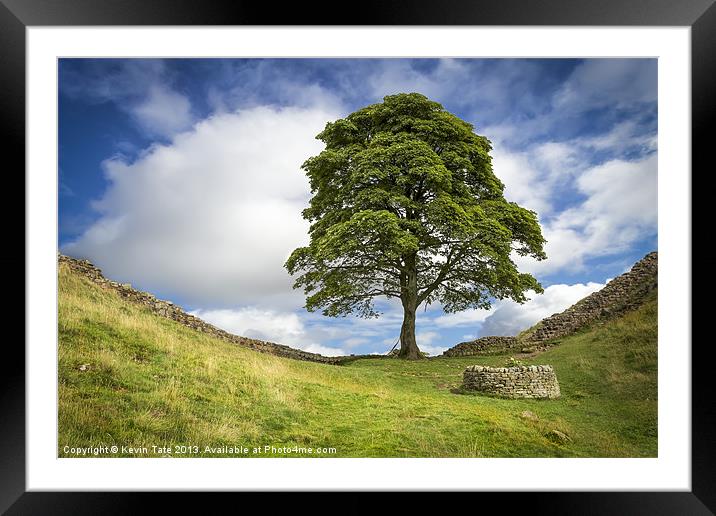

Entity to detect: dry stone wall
[59,255,345,365]
[60,250,657,365]
[520,252,657,344]
[462,365,561,399]
[442,336,519,357]
[442,251,657,356]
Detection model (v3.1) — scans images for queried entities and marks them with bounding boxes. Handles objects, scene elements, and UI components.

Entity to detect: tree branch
[416,245,466,304]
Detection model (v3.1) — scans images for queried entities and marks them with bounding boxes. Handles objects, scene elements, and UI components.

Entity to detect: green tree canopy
[285,93,546,359]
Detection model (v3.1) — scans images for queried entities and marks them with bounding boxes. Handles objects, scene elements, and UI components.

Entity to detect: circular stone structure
[462,365,560,399]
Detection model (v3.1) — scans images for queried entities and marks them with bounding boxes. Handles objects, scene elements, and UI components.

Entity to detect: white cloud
[420,345,448,357]
[415,331,448,356]
[367,59,456,101]
[366,59,553,127]
[60,60,195,139]
[191,307,303,342]
[486,109,658,279]
[191,307,346,357]
[479,281,605,336]
[301,343,348,357]
[554,59,657,112]
[416,330,439,345]
[578,120,657,155]
[490,146,553,216]
[343,337,369,349]
[131,85,193,138]
[574,155,658,229]
[515,153,657,275]
[433,307,494,328]
[63,104,340,308]
[490,138,585,217]
[206,60,345,115]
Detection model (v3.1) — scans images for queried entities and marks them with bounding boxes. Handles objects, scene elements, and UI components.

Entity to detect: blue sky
[59,58,657,356]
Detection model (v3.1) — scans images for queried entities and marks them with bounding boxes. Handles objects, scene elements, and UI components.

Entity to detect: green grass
[58,263,657,458]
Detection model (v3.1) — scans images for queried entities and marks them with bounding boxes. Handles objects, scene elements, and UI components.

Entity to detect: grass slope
[58,262,657,458]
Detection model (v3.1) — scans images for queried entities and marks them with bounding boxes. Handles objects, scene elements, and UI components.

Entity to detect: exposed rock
[545,429,572,444]
[520,410,539,421]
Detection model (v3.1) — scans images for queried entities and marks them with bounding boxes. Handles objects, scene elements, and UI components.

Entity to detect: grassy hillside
[58,262,657,457]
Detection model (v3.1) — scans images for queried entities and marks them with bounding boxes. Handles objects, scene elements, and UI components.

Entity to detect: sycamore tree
[285,93,546,359]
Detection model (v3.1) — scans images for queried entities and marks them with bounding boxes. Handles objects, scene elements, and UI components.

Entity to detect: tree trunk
[398,303,421,359]
[398,253,422,360]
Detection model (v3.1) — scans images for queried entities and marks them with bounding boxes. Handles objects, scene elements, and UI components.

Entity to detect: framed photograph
[7,0,711,512]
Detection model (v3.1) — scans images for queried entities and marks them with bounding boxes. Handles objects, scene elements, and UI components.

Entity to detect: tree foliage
[285,93,546,358]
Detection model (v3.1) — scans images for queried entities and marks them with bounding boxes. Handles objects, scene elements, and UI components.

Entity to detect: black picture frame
[5,0,711,513]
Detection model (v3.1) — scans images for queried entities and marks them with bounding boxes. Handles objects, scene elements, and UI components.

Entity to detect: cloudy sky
[58,58,657,356]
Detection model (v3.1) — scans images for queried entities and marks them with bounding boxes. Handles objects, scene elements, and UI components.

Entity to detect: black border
[6,0,712,513]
